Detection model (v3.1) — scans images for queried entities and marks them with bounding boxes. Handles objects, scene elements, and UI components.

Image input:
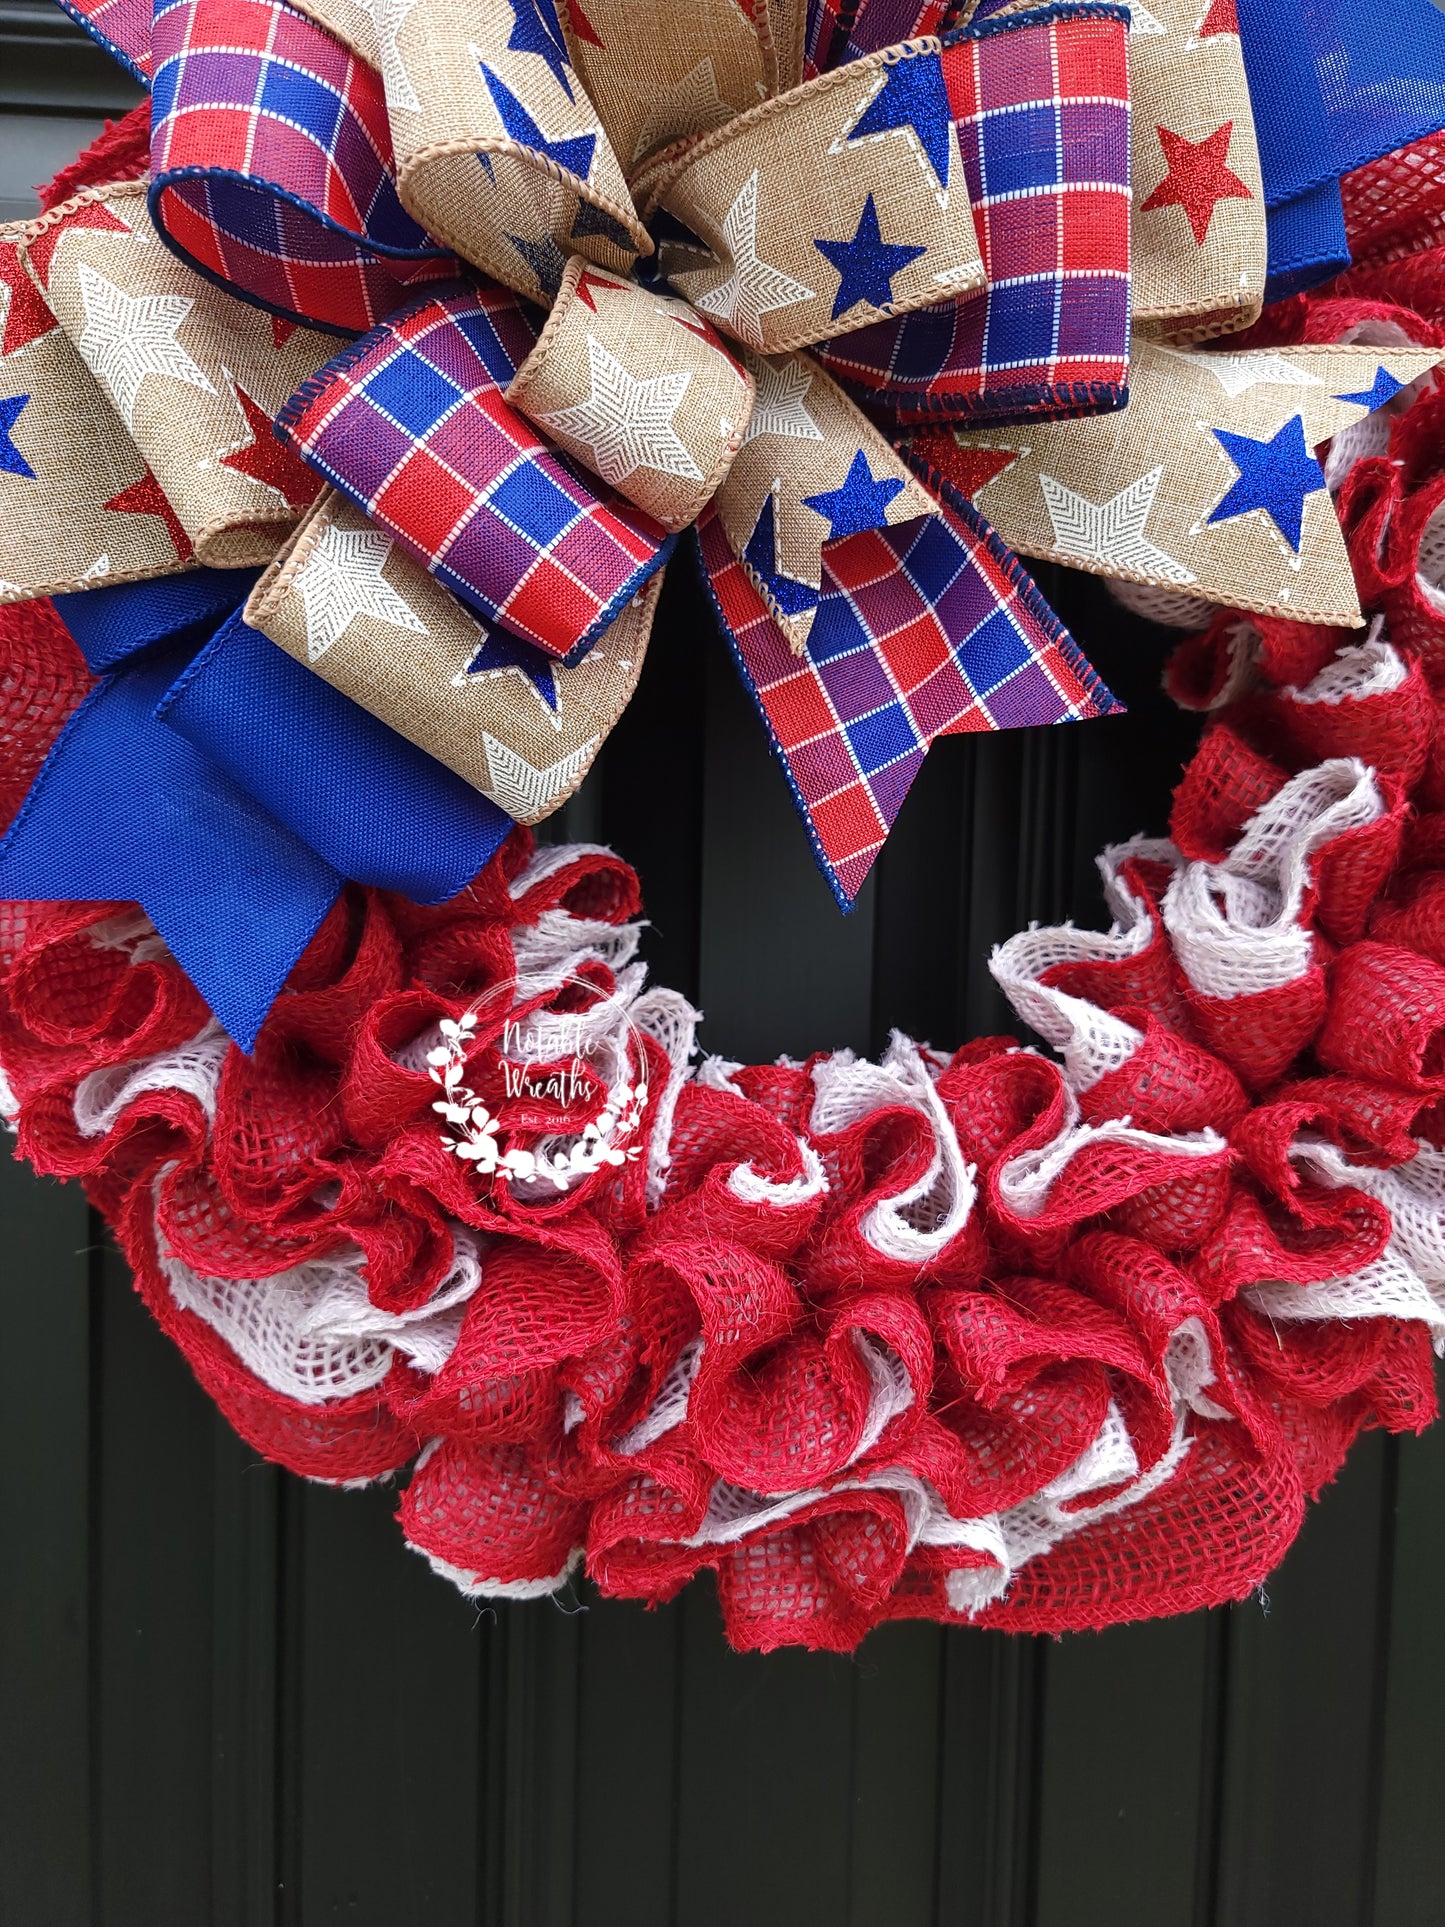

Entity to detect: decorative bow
[2,0,1444,1044]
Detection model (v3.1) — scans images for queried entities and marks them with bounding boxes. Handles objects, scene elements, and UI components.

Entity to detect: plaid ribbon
[277,287,676,660]
[814,4,1132,423]
[803,0,956,82]
[697,489,1120,906]
[148,0,452,333]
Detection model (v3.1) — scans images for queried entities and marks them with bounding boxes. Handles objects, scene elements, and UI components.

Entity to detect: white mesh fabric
[1163,759,1384,997]
[993,1082,1227,1221]
[1417,500,1445,612]
[74,1021,229,1137]
[809,1035,978,1263]
[627,986,700,1205]
[1243,1137,1445,1344]
[615,1334,704,1454]
[415,1543,584,1600]
[1284,624,1404,706]
[987,942,1145,1090]
[506,840,616,899]
[162,1226,484,1403]
[1106,578,1217,629]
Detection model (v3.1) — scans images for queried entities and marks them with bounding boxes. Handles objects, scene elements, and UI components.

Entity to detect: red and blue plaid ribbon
[277,288,676,660]
[814,5,1131,424]
[698,493,1120,907]
[149,0,452,333]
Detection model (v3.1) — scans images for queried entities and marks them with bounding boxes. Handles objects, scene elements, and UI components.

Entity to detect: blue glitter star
[802,448,906,541]
[463,626,560,711]
[1207,414,1326,553]
[505,230,568,297]
[744,493,820,618]
[506,0,574,99]
[0,393,34,478]
[846,56,952,191]
[1333,366,1405,412]
[569,198,633,252]
[814,195,927,322]
[480,65,596,181]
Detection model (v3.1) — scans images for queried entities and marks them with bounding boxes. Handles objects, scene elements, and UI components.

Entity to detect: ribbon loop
[277,285,674,659]
[0,222,192,601]
[23,182,335,568]
[813,4,1133,424]
[377,0,653,304]
[246,488,660,823]
[149,0,453,334]
[650,40,985,354]
[506,255,756,532]
[714,347,935,647]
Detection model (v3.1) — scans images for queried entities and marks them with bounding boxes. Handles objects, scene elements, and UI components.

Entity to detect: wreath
[5,0,1445,1650]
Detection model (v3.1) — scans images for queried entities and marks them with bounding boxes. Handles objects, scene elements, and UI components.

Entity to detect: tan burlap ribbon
[506,255,757,531]
[920,340,1445,623]
[21,184,335,568]
[0,222,188,601]
[245,489,656,821]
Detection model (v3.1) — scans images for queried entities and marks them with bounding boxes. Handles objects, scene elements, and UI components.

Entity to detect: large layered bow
[4,0,1445,1042]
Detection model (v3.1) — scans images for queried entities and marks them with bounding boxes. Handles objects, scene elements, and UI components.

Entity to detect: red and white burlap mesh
[7,215,1445,1651]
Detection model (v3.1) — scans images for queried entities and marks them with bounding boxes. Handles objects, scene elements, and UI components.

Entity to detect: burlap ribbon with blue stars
[4,0,1445,1042]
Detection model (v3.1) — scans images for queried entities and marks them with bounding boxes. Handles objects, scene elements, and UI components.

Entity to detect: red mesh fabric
[1343,133,1445,268]
[1317,940,1445,1088]
[0,601,94,836]
[1183,969,1329,1093]
[38,102,151,211]
[1169,725,1287,863]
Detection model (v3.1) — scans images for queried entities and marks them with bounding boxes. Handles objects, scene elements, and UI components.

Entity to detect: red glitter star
[1140,122,1253,247]
[217,378,319,510]
[563,0,604,47]
[671,309,746,378]
[574,269,626,312]
[0,247,57,357]
[103,471,193,561]
[1196,0,1238,35]
[271,314,298,349]
[911,433,1023,503]
[25,198,132,290]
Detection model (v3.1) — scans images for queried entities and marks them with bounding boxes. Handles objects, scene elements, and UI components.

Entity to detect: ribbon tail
[695,500,1121,909]
[0,622,341,1053]
[157,609,514,902]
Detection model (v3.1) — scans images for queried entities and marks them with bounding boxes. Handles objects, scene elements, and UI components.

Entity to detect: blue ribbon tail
[53,568,262,672]
[1239,0,1445,299]
[157,610,514,903]
[0,635,341,1053]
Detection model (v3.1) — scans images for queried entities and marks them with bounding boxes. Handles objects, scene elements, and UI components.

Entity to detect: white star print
[1162,346,1326,399]
[742,355,825,445]
[1040,467,1198,585]
[357,0,421,113]
[75,264,216,430]
[537,336,702,487]
[1128,1,1167,30]
[632,58,732,162]
[677,173,815,349]
[481,731,598,819]
[295,523,428,662]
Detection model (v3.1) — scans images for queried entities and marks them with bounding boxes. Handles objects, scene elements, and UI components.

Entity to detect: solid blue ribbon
[158,611,512,903]
[1237,0,1445,300]
[0,628,341,1052]
[1,575,513,1050]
